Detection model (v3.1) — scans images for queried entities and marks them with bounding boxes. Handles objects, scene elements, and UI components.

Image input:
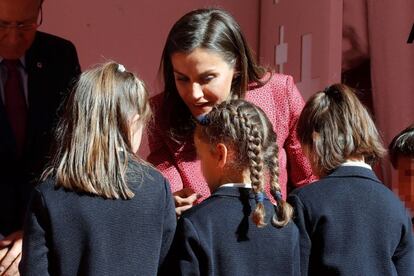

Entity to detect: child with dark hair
[20,62,176,275]
[163,99,300,276]
[289,84,414,275]
[389,123,414,224]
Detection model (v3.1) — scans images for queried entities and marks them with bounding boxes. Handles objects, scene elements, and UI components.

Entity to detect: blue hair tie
[271,189,283,201]
[196,114,210,125]
[255,192,264,203]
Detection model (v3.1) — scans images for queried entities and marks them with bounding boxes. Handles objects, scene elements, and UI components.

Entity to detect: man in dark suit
[0,0,80,273]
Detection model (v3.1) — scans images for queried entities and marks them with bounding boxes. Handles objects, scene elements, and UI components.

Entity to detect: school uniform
[163,185,300,276]
[288,164,414,276]
[20,161,176,276]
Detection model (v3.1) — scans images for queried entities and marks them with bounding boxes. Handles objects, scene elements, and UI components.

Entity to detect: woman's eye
[175,76,188,82]
[203,75,215,83]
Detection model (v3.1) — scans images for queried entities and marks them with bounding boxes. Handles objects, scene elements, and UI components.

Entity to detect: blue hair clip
[255,192,264,203]
[196,114,210,125]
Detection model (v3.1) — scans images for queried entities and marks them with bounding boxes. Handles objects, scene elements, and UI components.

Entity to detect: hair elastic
[324,85,341,97]
[196,114,210,125]
[271,189,283,201]
[255,191,264,203]
[117,64,126,73]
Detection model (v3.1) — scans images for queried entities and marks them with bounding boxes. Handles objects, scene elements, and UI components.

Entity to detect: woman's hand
[173,187,200,217]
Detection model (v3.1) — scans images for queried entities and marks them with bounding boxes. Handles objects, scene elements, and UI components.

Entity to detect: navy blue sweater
[162,187,300,276]
[20,161,176,276]
[288,166,414,276]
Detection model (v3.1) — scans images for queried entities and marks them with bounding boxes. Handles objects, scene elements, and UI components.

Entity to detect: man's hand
[0,230,23,276]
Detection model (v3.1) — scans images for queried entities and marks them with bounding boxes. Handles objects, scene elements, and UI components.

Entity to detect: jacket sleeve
[147,95,184,193]
[283,76,317,187]
[19,188,50,276]
[161,217,207,276]
[288,193,312,276]
[292,226,302,276]
[158,178,177,268]
[392,215,414,275]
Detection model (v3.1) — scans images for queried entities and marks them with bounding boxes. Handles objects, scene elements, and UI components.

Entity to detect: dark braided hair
[196,99,293,227]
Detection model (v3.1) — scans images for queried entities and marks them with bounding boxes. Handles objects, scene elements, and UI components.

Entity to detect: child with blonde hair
[20,62,176,275]
[163,99,300,276]
[289,84,414,275]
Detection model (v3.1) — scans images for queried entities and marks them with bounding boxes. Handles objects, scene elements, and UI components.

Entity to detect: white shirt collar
[0,56,26,67]
[341,160,372,170]
[220,182,252,188]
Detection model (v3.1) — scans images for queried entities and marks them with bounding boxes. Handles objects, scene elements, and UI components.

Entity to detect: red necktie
[4,59,27,157]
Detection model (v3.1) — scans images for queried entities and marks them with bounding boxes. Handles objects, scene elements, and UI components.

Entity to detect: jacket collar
[210,186,269,201]
[326,165,382,184]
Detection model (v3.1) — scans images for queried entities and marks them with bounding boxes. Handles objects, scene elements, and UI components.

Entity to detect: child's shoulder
[35,177,57,194]
[180,195,229,224]
[289,178,325,198]
[127,160,170,189]
[33,176,71,205]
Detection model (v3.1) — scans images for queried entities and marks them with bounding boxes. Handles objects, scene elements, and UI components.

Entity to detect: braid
[268,146,293,227]
[199,99,292,229]
[239,109,266,227]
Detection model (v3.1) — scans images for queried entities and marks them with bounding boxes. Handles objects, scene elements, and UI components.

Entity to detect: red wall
[40,0,260,93]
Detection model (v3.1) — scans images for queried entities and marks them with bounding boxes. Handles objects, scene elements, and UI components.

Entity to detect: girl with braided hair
[162,99,300,276]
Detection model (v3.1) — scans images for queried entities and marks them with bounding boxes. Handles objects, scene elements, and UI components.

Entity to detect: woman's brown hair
[43,62,151,199]
[196,99,293,227]
[297,84,385,177]
[160,8,268,141]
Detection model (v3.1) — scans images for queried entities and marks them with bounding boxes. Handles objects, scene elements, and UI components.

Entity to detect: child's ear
[131,114,140,126]
[129,114,141,136]
[215,143,228,169]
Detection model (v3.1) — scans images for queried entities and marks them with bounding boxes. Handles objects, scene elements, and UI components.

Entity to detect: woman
[148,8,316,215]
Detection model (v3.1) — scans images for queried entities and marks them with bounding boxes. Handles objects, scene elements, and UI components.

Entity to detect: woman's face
[171,48,236,118]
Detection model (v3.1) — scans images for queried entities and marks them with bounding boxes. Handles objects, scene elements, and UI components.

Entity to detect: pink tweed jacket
[147,73,316,202]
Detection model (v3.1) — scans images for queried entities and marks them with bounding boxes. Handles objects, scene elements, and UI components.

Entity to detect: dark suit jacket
[162,187,300,276]
[0,31,80,237]
[288,166,414,276]
[20,161,177,276]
